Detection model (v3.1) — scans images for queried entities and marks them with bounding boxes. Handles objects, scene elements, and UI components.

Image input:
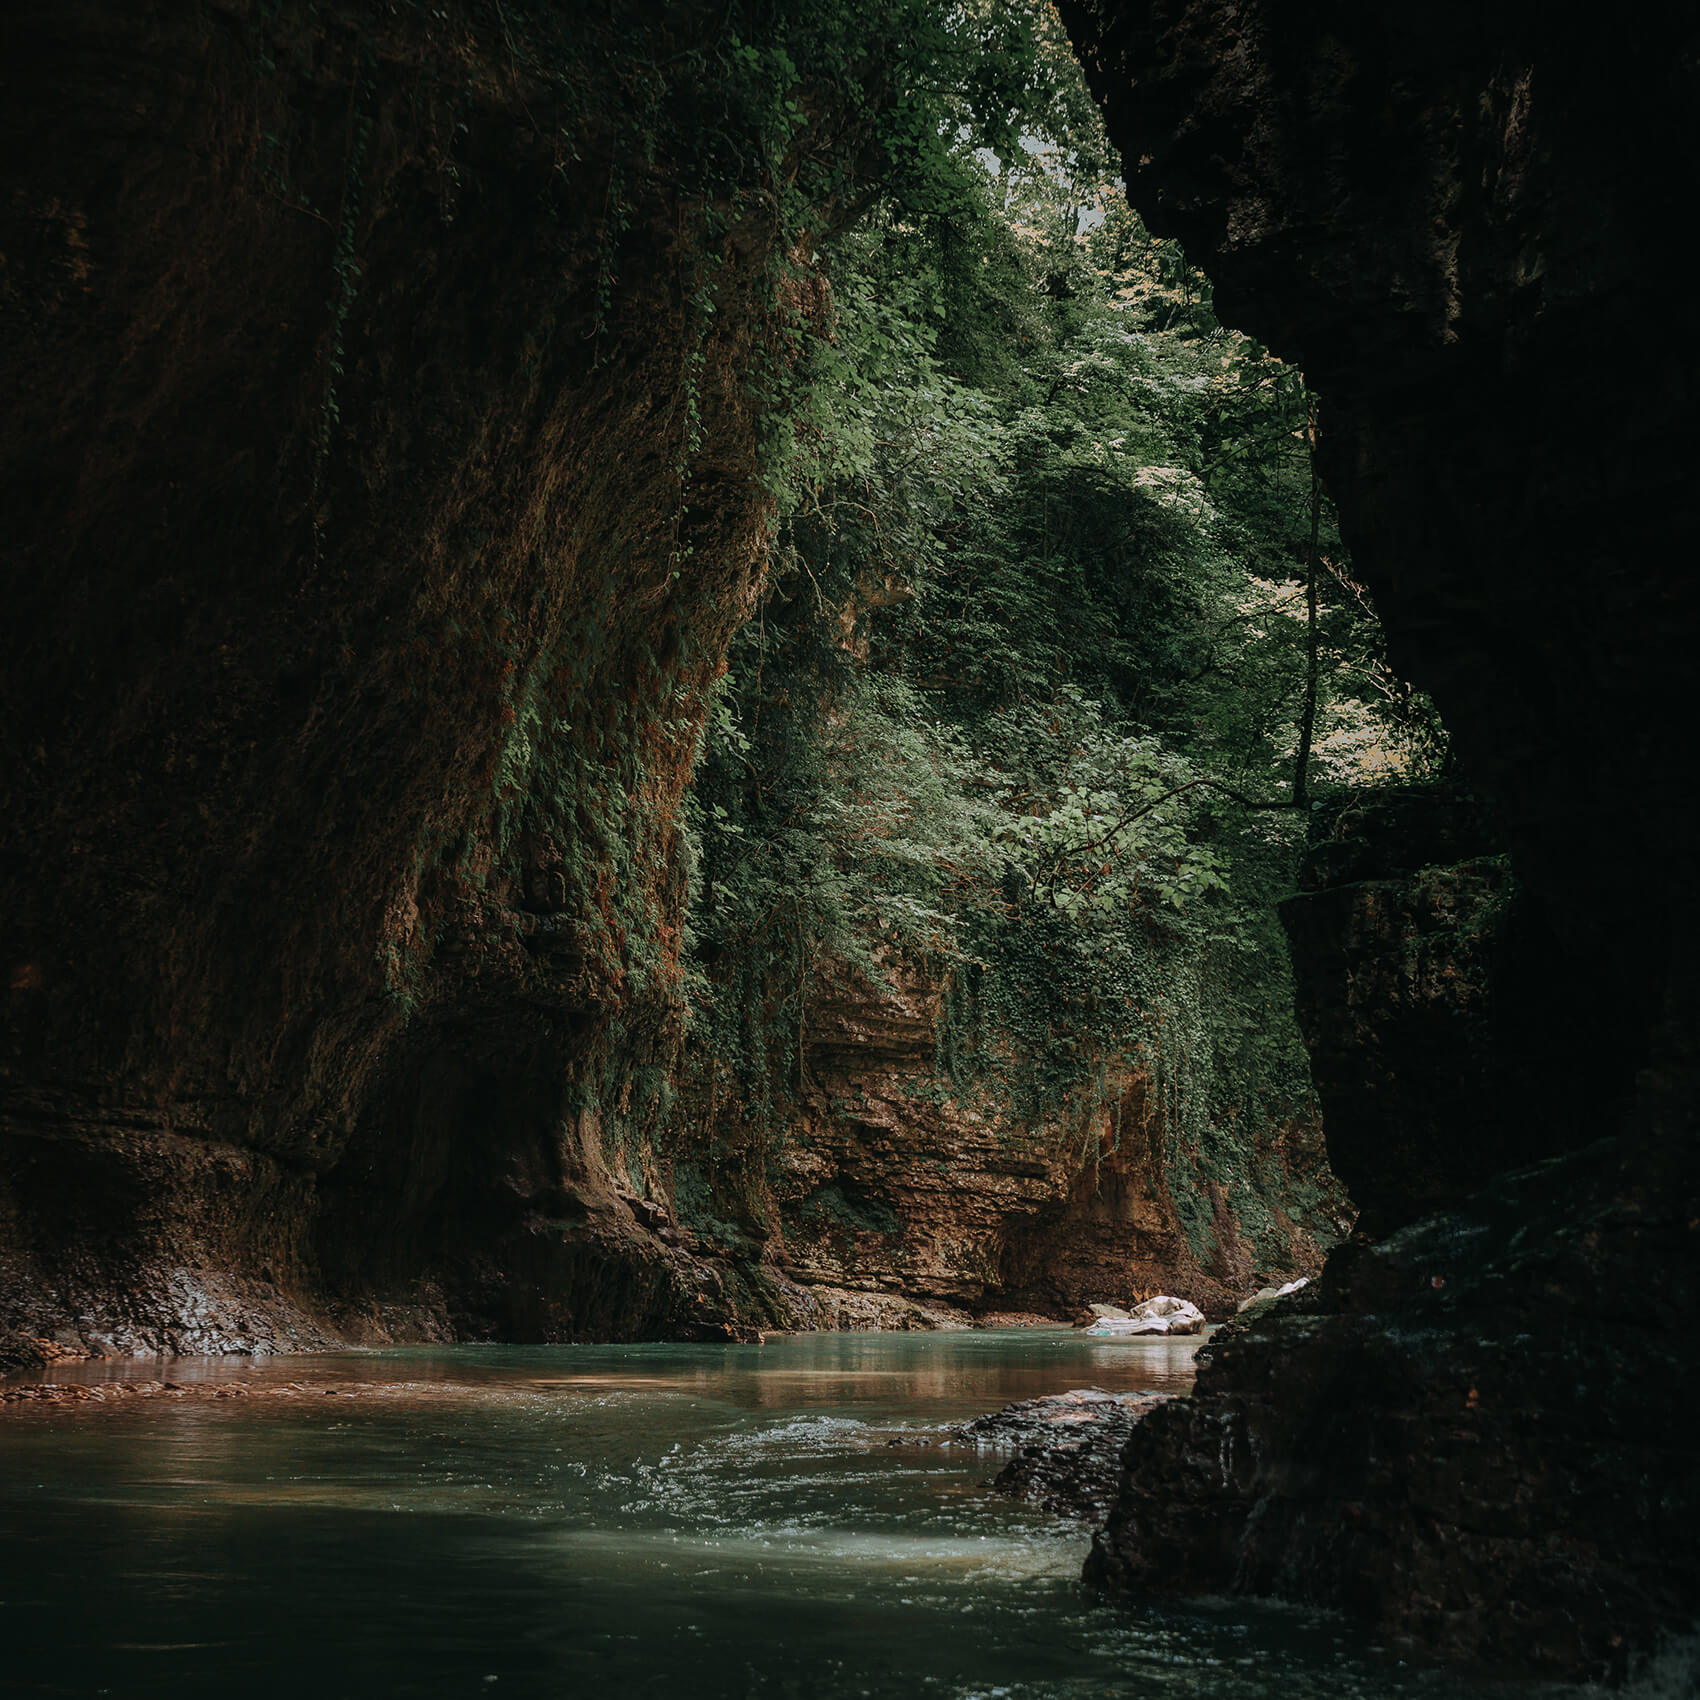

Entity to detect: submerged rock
[957,1389,1174,1520]
[975,1310,1063,1330]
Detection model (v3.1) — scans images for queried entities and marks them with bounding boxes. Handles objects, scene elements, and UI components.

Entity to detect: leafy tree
[673,7,1444,1268]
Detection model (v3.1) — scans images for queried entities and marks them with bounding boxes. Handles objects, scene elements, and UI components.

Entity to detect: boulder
[1235,1277,1309,1315]
[1072,1303,1132,1328]
[956,1389,1176,1520]
[1082,1295,1205,1337]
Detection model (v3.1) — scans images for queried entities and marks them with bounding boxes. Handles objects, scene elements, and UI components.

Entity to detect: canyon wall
[666,959,1346,1331]
[1060,0,1700,1677]
[0,0,809,1360]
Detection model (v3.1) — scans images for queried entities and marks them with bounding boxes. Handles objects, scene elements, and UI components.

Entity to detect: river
[0,1329,1607,1697]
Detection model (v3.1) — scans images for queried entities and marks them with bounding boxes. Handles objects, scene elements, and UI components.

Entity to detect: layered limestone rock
[1059,0,1700,1676]
[667,956,1345,1330]
[0,0,818,1362]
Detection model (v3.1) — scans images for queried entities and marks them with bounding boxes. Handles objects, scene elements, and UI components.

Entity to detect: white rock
[1082,1295,1205,1337]
[1235,1276,1309,1314]
[1073,1303,1132,1328]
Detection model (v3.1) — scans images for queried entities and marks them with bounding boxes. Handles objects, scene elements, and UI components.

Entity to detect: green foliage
[799,1182,903,1238]
[679,17,1446,1226]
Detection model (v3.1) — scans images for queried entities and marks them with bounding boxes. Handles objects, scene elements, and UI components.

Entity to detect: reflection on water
[0,1331,1589,1698]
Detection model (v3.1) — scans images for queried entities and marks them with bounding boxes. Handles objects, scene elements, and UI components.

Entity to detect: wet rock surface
[2,1376,392,1409]
[1089,1141,1700,1678]
[958,1389,1175,1522]
[802,1286,976,1332]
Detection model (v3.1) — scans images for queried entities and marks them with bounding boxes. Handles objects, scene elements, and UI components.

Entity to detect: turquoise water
[0,1331,1600,1698]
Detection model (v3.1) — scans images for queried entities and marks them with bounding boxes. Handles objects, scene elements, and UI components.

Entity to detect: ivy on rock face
[672,10,1439,1272]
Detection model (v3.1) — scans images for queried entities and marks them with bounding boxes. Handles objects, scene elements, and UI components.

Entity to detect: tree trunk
[1292,396,1322,806]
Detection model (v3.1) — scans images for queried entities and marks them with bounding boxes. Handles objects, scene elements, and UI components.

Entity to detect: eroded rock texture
[1059,0,1700,1676]
[0,0,809,1361]
[670,958,1344,1329]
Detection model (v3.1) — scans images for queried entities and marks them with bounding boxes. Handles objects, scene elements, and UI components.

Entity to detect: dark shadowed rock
[1087,1140,1700,1678]
[959,1389,1175,1522]
[1280,789,1597,1237]
[1057,0,1700,1678]
[1,1,802,1354]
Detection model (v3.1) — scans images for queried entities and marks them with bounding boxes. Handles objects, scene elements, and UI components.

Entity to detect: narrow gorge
[2,0,1695,1691]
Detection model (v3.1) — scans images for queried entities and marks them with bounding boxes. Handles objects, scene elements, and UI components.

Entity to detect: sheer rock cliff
[1,0,793,1358]
[1059,0,1700,1676]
